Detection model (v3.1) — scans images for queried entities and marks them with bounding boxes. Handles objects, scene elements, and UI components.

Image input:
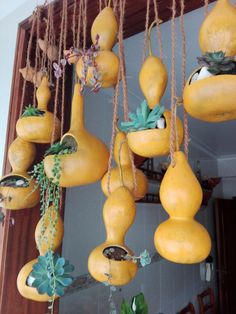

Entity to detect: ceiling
[103,1,236,160]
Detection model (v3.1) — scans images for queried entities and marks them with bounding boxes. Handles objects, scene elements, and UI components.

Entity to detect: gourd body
[139,56,168,109]
[88,187,138,285]
[199,0,236,56]
[76,51,119,88]
[127,111,184,158]
[35,206,64,255]
[101,131,148,200]
[91,7,118,50]
[16,76,61,143]
[183,68,236,122]
[154,151,211,264]
[44,83,109,187]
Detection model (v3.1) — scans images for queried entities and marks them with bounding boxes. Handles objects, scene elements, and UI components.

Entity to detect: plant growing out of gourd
[120,293,148,314]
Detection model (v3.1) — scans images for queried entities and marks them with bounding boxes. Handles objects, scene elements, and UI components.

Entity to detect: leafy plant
[31,251,74,297]
[44,141,76,156]
[197,51,236,75]
[120,293,148,314]
[120,100,165,133]
[21,105,45,118]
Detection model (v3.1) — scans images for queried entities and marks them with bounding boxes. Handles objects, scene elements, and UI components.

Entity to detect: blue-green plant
[120,293,148,314]
[21,105,45,117]
[120,100,165,133]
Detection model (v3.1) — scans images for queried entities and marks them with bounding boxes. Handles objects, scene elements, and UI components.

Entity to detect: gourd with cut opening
[35,206,64,256]
[44,83,109,187]
[154,151,211,264]
[88,186,138,286]
[139,21,168,109]
[127,110,184,158]
[0,137,39,210]
[101,131,148,200]
[17,259,57,302]
[16,76,61,143]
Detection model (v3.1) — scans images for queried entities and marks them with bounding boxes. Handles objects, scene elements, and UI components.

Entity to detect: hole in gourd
[45,135,77,156]
[103,246,128,261]
[61,135,78,151]
[155,114,166,130]
[26,272,35,287]
[189,69,201,85]
[0,175,29,188]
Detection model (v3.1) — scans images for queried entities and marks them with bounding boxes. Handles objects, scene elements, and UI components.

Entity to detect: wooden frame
[0,1,216,313]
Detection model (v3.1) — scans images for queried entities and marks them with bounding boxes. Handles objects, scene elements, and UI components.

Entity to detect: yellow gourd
[17,259,57,302]
[16,76,61,143]
[88,187,138,286]
[76,50,119,88]
[127,111,184,158]
[91,6,118,51]
[139,21,168,109]
[199,0,236,56]
[154,151,211,264]
[101,131,148,200]
[0,137,39,210]
[44,83,109,187]
[35,206,64,256]
[183,67,236,122]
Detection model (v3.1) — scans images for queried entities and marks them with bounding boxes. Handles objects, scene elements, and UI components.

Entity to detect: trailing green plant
[120,293,148,314]
[197,51,236,75]
[0,212,5,225]
[120,100,165,133]
[45,141,76,156]
[30,251,74,312]
[124,250,151,267]
[21,105,45,118]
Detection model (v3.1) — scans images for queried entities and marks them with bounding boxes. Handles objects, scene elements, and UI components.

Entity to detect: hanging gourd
[16,76,61,143]
[101,130,148,200]
[183,0,236,122]
[121,20,183,158]
[0,137,39,210]
[154,151,211,263]
[88,186,138,286]
[43,83,109,187]
[76,2,119,90]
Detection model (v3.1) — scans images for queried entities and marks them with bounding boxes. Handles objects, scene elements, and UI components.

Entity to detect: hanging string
[72,0,77,49]
[41,11,49,71]
[170,0,177,166]
[33,7,41,107]
[180,0,189,158]
[76,0,83,49]
[204,0,209,16]
[48,3,55,85]
[153,0,163,60]
[142,0,150,62]
[99,0,102,12]
[113,0,118,14]
[19,11,37,115]
[83,0,88,50]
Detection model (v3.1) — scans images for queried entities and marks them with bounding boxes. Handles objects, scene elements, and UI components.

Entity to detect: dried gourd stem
[19,11,37,115]
[72,0,77,48]
[204,0,209,16]
[82,0,88,50]
[107,72,120,195]
[180,0,189,158]
[153,0,163,60]
[170,0,177,166]
[33,7,41,107]
[51,0,66,144]
[142,0,150,62]
[76,0,83,48]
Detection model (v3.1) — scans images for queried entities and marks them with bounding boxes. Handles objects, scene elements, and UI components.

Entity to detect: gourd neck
[106,232,125,244]
[70,83,84,131]
[114,132,131,167]
[36,76,51,111]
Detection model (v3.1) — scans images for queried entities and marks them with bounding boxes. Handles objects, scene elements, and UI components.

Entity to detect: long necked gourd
[88,187,138,286]
[0,137,39,210]
[16,76,61,143]
[199,0,236,56]
[154,151,211,264]
[44,83,109,187]
[101,131,148,200]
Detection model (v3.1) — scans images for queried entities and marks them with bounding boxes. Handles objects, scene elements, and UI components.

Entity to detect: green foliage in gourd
[31,251,74,297]
[120,100,164,133]
[21,105,45,118]
[120,293,148,314]
[197,51,236,75]
[44,141,76,156]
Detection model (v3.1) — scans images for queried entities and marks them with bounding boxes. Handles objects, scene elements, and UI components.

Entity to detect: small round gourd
[154,151,211,264]
[88,187,138,285]
[44,83,109,187]
[101,131,148,200]
[127,111,184,158]
[16,76,61,143]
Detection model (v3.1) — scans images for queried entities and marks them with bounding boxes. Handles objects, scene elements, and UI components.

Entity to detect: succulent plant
[120,100,165,133]
[31,251,74,297]
[44,141,76,157]
[121,293,148,314]
[197,51,236,75]
[21,105,45,118]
